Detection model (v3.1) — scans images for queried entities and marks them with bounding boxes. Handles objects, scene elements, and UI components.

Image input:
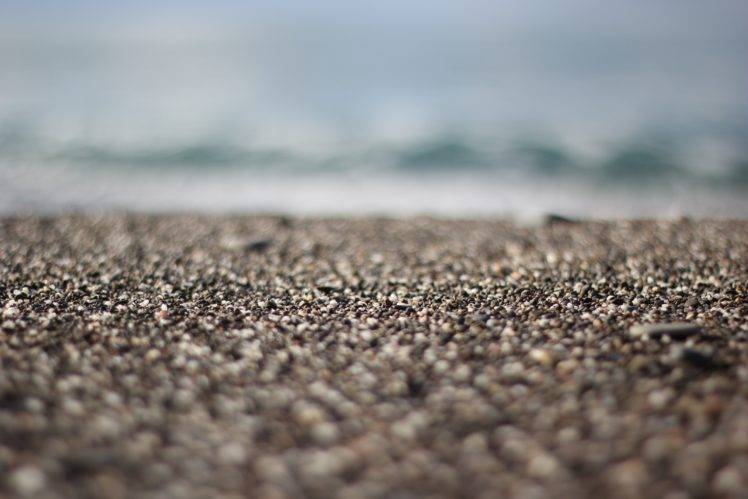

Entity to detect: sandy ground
[0,215,747,498]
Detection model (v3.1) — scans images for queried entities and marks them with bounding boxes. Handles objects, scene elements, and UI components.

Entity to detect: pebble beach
[1,214,747,498]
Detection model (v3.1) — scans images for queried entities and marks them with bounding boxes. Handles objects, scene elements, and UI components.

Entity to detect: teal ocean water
[1,1,747,215]
[3,130,748,185]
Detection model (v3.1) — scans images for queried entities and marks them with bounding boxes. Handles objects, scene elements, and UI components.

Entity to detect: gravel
[0,214,747,498]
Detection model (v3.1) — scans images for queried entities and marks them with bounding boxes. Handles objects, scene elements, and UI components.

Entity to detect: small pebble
[9,466,46,496]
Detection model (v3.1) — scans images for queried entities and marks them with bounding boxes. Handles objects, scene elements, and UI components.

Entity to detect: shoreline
[1,215,747,498]
[3,167,748,218]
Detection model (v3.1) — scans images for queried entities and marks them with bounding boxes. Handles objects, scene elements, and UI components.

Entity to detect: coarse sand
[1,215,747,498]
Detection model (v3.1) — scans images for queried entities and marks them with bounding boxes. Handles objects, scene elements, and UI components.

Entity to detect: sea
[1,1,747,217]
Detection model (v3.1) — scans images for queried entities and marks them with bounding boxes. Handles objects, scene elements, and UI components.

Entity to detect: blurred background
[1,0,747,217]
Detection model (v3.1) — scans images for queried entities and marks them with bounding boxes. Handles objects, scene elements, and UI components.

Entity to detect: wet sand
[1,215,747,498]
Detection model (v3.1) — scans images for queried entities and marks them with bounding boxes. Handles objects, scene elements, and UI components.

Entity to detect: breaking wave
[2,124,746,186]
